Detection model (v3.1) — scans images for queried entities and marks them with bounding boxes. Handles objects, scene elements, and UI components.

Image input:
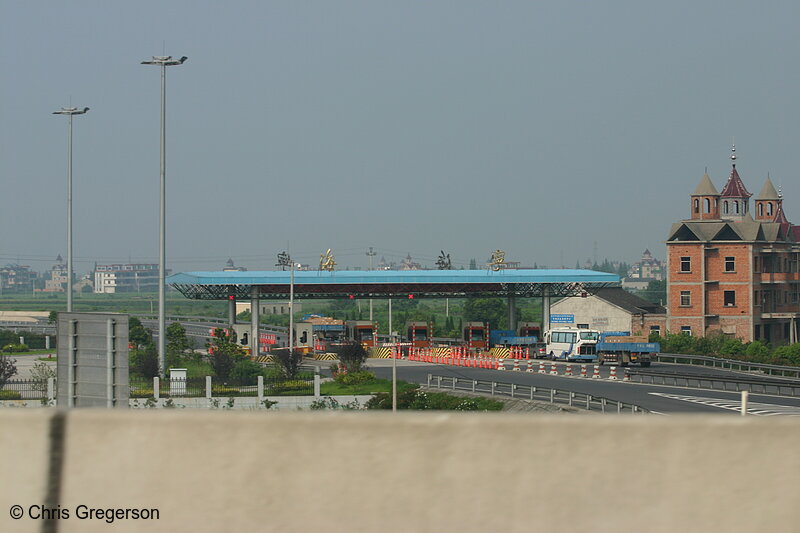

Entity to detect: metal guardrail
[426,374,649,414]
[656,353,800,379]
[628,369,800,397]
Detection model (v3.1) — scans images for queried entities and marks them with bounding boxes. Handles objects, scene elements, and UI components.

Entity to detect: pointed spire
[756,175,780,200]
[693,172,719,196]
[718,144,751,199]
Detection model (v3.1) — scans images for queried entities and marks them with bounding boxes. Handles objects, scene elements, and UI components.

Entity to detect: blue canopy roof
[167,269,619,300]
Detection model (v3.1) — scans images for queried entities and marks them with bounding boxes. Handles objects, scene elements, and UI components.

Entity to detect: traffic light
[227,294,235,301]
[349,294,355,299]
[408,294,414,299]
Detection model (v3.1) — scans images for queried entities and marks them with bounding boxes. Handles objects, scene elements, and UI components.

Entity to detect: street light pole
[366,247,376,321]
[289,261,295,353]
[52,106,89,313]
[141,55,187,378]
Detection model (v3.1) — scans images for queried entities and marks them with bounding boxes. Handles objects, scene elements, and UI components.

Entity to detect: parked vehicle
[596,331,658,367]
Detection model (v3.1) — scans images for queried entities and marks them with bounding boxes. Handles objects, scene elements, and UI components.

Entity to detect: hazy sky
[2,1,800,273]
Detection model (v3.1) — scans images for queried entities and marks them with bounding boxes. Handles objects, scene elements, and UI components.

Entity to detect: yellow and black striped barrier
[314,353,338,361]
[370,347,394,359]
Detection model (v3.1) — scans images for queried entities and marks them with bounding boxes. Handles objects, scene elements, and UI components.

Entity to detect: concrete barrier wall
[1,411,799,532]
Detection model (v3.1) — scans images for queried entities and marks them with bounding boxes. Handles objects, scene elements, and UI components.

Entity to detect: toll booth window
[415,329,428,341]
[241,333,249,345]
[471,329,484,340]
[360,330,373,341]
[300,332,308,343]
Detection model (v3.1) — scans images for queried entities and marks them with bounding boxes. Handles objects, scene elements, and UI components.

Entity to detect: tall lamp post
[141,55,187,377]
[52,106,90,312]
[277,252,297,351]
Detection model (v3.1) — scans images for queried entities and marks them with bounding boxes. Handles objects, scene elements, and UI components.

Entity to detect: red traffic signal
[227,295,235,301]
[349,294,355,299]
[408,294,414,299]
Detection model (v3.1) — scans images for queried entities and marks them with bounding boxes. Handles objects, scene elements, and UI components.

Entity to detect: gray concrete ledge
[1,411,799,532]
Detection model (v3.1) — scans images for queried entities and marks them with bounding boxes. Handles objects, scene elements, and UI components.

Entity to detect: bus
[544,328,600,361]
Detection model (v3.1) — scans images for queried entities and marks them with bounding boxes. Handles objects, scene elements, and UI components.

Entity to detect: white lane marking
[649,392,800,416]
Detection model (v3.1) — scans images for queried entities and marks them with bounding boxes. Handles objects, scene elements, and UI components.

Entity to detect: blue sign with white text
[550,314,574,324]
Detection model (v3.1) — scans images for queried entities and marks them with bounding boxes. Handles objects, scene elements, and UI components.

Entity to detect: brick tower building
[666,146,800,344]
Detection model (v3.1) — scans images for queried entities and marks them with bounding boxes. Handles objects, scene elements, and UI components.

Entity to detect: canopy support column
[507,295,517,332]
[542,286,551,335]
[251,286,260,356]
[227,286,236,327]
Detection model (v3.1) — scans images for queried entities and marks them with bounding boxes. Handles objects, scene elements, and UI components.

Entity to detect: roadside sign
[550,314,575,324]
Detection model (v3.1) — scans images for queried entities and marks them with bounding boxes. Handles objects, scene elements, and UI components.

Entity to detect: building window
[704,198,711,213]
[723,201,729,214]
[680,291,691,306]
[767,202,773,216]
[734,201,739,214]
[577,323,589,329]
[680,326,692,336]
[758,203,763,217]
[754,290,760,306]
[650,325,661,335]
[694,199,700,213]
[680,257,691,272]
[725,257,735,272]
[724,290,736,307]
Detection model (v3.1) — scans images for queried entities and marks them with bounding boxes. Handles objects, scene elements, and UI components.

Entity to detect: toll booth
[463,321,489,349]
[306,317,346,351]
[406,321,432,347]
[518,322,542,339]
[346,320,377,347]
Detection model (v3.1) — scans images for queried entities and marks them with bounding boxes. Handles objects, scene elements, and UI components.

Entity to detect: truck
[489,325,547,357]
[595,331,659,367]
[406,321,432,348]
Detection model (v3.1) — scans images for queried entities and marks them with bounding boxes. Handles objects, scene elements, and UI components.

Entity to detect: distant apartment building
[666,148,800,343]
[94,263,166,294]
[0,264,37,293]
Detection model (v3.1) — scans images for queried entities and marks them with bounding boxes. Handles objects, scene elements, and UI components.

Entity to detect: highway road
[364,359,800,415]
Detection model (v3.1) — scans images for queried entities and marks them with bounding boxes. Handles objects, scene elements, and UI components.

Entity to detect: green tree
[166,322,191,367]
[206,328,247,381]
[463,297,506,330]
[130,344,159,379]
[641,280,666,305]
[129,317,153,348]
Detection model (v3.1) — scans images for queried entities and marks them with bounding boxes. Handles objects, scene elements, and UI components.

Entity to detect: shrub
[0,390,22,400]
[0,355,18,389]
[2,343,29,353]
[333,342,368,373]
[334,370,375,386]
[268,380,311,394]
[230,359,263,384]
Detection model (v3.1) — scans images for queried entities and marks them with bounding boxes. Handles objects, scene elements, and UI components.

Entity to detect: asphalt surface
[365,359,800,415]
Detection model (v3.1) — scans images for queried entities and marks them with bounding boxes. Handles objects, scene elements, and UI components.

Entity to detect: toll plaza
[167,269,619,354]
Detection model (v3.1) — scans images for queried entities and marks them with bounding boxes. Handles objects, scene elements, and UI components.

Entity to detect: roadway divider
[426,374,649,414]
[627,369,800,397]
